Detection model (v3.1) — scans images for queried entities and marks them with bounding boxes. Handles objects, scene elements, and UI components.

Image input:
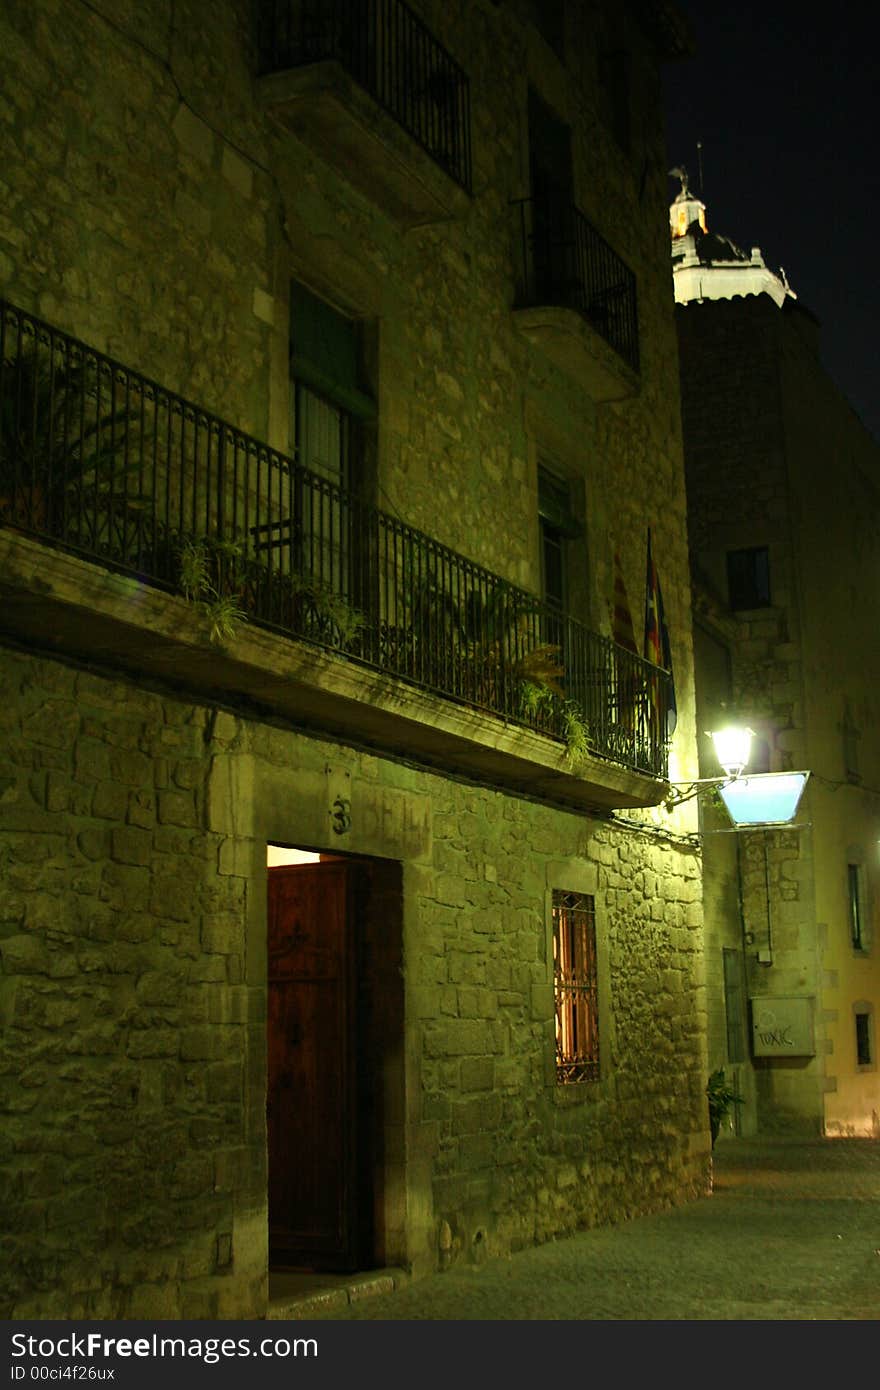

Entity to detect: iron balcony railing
[0,300,671,778]
[512,196,639,372]
[259,0,472,194]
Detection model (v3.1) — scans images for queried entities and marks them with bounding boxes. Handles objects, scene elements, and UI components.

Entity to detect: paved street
[287,1138,880,1321]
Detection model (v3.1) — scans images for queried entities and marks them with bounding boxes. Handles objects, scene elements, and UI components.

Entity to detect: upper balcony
[256,0,472,228]
[511,197,640,400]
[0,300,672,812]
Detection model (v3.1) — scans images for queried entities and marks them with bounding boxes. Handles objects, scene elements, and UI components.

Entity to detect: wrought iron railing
[259,0,472,194]
[512,197,639,372]
[0,300,670,777]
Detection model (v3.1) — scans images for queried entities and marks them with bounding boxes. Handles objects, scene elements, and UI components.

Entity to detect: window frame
[854,1004,874,1071]
[552,888,600,1084]
[726,546,771,611]
[848,861,865,952]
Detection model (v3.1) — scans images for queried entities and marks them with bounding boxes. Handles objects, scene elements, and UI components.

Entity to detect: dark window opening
[538,466,573,647]
[855,1012,872,1067]
[722,947,746,1064]
[598,49,631,154]
[727,546,771,610]
[526,0,565,58]
[553,889,599,1083]
[848,863,864,951]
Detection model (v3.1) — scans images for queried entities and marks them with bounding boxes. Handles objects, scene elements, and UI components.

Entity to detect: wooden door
[267,861,361,1269]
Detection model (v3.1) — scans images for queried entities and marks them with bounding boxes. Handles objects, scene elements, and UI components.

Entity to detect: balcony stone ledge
[257,63,471,229]
[0,530,667,813]
[512,304,640,402]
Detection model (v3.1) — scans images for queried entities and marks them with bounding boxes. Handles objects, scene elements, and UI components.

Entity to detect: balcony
[511,197,640,400]
[0,300,671,811]
[256,0,472,228]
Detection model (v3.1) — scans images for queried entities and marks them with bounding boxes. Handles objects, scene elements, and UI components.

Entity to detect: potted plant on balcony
[177,536,249,646]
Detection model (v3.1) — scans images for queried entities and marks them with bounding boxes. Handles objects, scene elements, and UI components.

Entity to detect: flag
[611,549,638,654]
[643,528,677,738]
[611,548,639,736]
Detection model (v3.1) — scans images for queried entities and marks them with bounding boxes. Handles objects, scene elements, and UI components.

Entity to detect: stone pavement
[274,1138,880,1321]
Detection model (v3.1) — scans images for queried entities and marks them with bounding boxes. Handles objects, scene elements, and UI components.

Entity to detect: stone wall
[0,0,694,672]
[0,643,707,1316]
[0,0,708,1316]
[679,293,880,1136]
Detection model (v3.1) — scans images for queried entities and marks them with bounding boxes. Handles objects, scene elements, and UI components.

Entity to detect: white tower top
[669,166,796,309]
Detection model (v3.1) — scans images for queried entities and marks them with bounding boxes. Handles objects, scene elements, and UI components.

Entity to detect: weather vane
[669,165,690,196]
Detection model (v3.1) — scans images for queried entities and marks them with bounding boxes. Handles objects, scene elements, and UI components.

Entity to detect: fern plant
[706,1067,744,1148]
[562,701,593,767]
[178,538,248,646]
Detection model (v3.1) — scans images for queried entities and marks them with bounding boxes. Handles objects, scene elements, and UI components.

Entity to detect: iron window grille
[553,889,599,1083]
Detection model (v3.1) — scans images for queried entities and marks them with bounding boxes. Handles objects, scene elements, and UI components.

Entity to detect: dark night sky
[662,3,879,445]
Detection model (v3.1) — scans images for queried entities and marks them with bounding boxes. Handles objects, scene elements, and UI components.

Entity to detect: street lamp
[707,725,754,780]
[664,725,755,810]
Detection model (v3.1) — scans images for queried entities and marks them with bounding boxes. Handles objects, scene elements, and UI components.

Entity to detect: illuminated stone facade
[679,289,880,1139]
[0,0,706,1318]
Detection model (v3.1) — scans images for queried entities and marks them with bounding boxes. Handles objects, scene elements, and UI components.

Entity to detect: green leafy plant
[285,572,366,650]
[178,537,248,646]
[562,700,593,768]
[706,1067,744,1148]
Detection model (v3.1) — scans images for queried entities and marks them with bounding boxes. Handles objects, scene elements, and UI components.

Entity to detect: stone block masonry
[1,645,707,1316]
[0,0,707,1316]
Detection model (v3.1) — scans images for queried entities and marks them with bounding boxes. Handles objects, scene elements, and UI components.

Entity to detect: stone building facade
[674,198,880,1138]
[0,0,706,1319]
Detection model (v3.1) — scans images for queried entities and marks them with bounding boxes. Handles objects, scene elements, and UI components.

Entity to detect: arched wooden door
[267,859,366,1270]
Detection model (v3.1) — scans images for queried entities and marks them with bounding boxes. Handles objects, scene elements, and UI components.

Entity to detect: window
[722,948,746,1063]
[539,467,569,616]
[526,0,565,58]
[848,863,864,951]
[289,280,373,485]
[726,547,770,610]
[841,702,861,783]
[598,49,631,154]
[855,1009,873,1068]
[553,889,599,1083]
[528,89,573,303]
[281,281,375,596]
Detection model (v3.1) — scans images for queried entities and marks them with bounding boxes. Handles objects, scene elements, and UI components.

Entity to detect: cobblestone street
[279,1139,880,1321]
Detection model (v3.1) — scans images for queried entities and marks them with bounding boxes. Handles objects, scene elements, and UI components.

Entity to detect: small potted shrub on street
[706,1067,743,1148]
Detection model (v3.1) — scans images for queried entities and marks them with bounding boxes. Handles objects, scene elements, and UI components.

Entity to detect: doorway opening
[266,842,403,1278]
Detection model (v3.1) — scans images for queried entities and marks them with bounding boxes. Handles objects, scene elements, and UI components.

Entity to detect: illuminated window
[553,889,599,1083]
[726,547,770,610]
[848,863,864,951]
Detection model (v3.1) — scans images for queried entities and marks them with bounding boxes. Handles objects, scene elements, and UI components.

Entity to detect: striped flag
[643,528,677,738]
[611,549,638,654]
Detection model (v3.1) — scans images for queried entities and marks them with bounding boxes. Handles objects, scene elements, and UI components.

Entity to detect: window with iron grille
[553,889,599,1083]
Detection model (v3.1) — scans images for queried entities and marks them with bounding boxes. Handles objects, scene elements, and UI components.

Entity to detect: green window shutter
[538,465,581,537]
[289,281,376,419]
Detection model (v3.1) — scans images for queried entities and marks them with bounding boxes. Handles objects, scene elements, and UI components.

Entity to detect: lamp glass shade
[709,725,754,778]
[718,772,810,827]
